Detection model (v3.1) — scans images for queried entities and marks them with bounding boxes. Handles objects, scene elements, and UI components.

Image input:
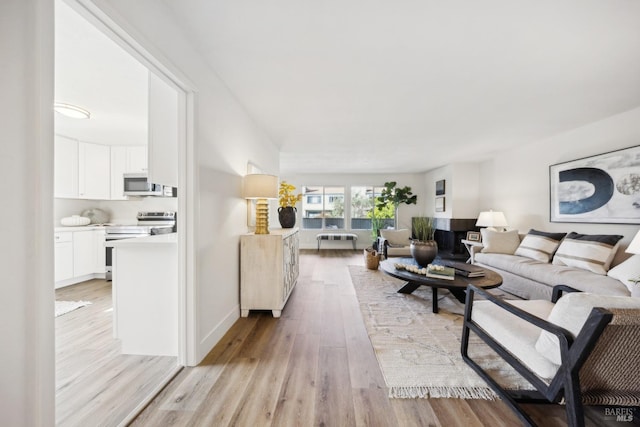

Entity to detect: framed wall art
[435,179,446,196]
[549,145,640,224]
[435,196,445,212]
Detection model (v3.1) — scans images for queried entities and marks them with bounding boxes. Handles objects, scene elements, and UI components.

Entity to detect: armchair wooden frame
[461,284,640,427]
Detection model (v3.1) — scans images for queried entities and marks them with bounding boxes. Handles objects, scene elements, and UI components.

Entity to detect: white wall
[479,107,640,263]
[281,173,425,249]
[0,0,55,424]
[91,0,280,363]
[423,162,481,220]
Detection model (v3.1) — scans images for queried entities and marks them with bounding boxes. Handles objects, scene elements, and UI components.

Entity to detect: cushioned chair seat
[472,299,557,379]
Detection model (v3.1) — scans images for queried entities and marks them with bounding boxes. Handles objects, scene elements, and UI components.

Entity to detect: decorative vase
[278,206,297,228]
[410,240,438,267]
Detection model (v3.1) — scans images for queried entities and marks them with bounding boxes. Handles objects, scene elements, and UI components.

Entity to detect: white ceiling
[162,0,640,174]
[56,1,640,173]
[55,1,148,146]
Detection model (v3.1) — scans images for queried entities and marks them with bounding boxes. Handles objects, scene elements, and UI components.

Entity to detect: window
[302,186,345,229]
[350,186,395,230]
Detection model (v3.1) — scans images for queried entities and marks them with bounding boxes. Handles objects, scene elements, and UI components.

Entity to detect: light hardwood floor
[55,279,178,426]
[131,250,636,427]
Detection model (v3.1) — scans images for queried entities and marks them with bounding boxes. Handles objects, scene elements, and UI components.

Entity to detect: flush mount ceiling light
[54,102,91,119]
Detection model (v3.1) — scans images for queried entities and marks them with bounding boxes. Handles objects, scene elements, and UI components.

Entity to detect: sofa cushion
[480,229,520,254]
[535,292,640,365]
[552,232,623,275]
[380,229,411,246]
[475,253,630,296]
[608,255,640,297]
[472,299,558,379]
[515,229,567,263]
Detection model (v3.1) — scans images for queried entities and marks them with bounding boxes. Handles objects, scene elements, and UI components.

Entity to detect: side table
[461,239,483,263]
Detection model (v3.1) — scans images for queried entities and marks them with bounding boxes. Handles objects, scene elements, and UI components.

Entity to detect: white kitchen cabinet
[78,142,110,200]
[55,228,105,288]
[126,145,147,173]
[148,71,178,187]
[54,135,79,198]
[54,232,74,283]
[110,146,128,200]
[240,228,299,318]
[73,230,96,277]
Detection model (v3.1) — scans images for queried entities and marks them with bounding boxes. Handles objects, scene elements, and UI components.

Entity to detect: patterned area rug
[349,265,534,399]
[55,300,92,317]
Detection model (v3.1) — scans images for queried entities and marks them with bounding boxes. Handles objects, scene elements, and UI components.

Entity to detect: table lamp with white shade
[243,174,278,235]
[476,210,509,232]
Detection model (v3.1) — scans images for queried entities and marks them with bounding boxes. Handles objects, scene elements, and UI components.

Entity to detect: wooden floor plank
[55,279,177,426]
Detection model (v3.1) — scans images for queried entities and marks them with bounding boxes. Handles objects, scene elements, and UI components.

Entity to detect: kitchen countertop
[105,233,178,247]
[55,225,106,232]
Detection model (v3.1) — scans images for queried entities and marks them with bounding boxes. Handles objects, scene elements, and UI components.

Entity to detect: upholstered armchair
[461,284,640,427]
[377,228,412,259]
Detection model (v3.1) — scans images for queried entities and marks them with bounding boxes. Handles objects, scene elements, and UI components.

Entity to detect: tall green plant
[412,216,435,241]
[375,181,417,229]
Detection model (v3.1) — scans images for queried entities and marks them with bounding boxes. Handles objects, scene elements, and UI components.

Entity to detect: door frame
[63,0,197,366]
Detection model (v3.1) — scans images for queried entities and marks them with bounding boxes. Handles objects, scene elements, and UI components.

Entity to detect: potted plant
[278,181,302,228]
[410,216,438,267]
[375,181,417,229]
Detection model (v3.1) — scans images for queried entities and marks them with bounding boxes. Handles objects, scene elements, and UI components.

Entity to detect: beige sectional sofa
[472,228,636,300]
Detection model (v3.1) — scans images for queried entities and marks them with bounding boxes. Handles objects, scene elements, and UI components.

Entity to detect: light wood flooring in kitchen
[131,249,634,427]
[55,279,178,426]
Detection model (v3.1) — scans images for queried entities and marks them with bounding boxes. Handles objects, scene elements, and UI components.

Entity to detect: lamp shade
[243,174,278,199]
[626,230,640,254]
[476,211,508,228]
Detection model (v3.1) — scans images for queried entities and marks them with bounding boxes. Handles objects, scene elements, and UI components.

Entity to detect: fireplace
[432,218,478,261]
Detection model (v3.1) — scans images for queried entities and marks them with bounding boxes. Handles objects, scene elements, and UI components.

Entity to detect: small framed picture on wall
[435,196,445,212]
[435,180,445,196]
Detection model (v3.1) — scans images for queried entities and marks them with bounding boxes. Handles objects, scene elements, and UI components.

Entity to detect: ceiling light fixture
[54,102,91,119]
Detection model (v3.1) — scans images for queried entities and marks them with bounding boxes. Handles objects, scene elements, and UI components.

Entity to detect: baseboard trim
[196,304,239,365]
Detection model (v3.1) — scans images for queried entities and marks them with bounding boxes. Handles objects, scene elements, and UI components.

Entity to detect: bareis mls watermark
[604,407,634,422]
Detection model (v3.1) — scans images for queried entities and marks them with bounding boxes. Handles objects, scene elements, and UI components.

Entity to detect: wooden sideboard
[240,228,299,318]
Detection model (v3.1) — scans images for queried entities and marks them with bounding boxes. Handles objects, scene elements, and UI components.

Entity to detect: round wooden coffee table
[380,258,503,313]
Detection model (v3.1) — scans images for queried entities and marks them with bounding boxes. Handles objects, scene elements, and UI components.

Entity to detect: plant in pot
[278,181,302,228]
[411,216,438,267]
[375,181,417,229]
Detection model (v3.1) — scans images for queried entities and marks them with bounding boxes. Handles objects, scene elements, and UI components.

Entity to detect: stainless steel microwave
[123,173,164,196]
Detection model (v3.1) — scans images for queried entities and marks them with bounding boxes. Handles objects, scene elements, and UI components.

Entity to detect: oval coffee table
[380,258,503,313]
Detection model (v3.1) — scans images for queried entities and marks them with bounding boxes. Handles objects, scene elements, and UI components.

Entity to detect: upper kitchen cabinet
[54,136,110,200]
[79,142,110,199]
[148,72,178,188]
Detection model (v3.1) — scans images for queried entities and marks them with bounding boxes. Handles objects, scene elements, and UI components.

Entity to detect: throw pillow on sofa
[380,229,411,247]
[480,229,520,254]
[514,229,567,263]
[608,254,640,296]
[552,232,623,275]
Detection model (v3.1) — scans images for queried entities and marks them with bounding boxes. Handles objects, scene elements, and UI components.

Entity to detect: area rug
[55,300,92,317]
[349,265,534,399]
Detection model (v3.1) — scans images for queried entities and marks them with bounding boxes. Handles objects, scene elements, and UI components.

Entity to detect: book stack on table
[442,261,485,278]
[426,264,455,280]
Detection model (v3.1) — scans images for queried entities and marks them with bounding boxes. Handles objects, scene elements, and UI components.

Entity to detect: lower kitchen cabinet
[55,228,106,288]
[240,228,299,318]
[54,232,73,283]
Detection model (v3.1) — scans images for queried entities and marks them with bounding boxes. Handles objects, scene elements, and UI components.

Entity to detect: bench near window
[316,233,358,251]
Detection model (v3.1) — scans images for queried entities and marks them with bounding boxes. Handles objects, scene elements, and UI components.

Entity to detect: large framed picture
[550,145,640,224]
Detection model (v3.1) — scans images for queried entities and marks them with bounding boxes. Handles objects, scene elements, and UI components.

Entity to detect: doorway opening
[54,0,193,424]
